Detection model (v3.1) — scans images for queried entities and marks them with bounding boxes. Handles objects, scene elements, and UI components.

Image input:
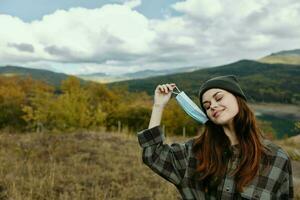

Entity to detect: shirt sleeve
[137,126,190,186]
[275,156,294,199]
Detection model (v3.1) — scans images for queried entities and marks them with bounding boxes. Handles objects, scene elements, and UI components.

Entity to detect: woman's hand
[154,83,176,107]
[148,83,176,128]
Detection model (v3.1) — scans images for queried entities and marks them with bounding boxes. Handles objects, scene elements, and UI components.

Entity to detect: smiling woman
[137,75,294,199]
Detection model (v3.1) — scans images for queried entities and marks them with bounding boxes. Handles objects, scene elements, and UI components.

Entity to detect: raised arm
[148,83,176,128]
[137,83,191,186]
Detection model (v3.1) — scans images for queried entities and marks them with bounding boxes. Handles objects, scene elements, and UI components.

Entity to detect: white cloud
[169,0,300,64]
[1,0,300,75]
[0,4,156,64]
[123,0,142,9]
[173,0,222,19]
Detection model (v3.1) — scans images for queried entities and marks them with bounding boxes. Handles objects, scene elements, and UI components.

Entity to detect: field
[0,131,299,200]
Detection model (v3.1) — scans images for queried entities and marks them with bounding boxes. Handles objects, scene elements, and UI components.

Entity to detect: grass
[0,131,298,199]
[0,131,179,200]
[276,136,300,161]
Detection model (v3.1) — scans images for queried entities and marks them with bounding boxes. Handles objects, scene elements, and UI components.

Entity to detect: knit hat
[198,75,247,111]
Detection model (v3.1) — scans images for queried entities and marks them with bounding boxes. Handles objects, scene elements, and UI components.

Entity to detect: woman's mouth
[213,110,223,118]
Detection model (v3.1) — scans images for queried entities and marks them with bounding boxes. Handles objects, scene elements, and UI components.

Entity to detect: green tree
[21,78,56,131]
[53,76,93,131]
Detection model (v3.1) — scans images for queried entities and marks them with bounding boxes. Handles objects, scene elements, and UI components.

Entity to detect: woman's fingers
[157,83,176,93]
[162,84,169,93]
[166,83,175,91]
[156,84,164,93]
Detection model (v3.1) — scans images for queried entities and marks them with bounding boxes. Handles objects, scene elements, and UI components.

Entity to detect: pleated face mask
[172,86,209,124]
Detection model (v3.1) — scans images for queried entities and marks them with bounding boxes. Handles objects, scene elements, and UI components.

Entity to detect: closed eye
[203,103,210,110]
[216,95,223,101]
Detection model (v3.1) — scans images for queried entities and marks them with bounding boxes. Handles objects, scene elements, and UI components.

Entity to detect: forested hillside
[109,60,300,104]
[0,66,71,87]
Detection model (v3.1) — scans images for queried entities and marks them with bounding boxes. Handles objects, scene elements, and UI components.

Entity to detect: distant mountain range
[258,49,300,65]
[108,59,300,105]
[77,66,203,83]
[79,49,300,83]
[0,65,202,86]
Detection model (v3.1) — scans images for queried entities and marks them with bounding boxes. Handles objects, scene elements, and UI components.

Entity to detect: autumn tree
[162,98,201,136]
[21,79,55,132]
[48,76,93,131]
[0,77,26,130]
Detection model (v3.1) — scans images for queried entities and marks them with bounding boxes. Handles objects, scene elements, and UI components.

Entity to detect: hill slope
[0,65,72,87]
[259,49,300,65]
[108,60,300,104]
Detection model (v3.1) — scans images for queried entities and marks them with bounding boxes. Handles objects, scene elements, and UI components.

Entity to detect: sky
[0,0,300,75]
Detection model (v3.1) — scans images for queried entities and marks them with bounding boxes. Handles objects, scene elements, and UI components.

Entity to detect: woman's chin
[212,116,232,126]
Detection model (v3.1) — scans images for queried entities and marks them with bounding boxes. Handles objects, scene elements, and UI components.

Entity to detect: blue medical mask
[172,86,209,124]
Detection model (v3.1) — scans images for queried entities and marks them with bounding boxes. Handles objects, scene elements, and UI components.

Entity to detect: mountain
[122,66,202,78]
[270,49,300,56]
[0,65,71,87]
[78,72,112,82]
[108,60,300,105]
[77,66,202,83]
[258,49,300,65]
[80,72,108,77]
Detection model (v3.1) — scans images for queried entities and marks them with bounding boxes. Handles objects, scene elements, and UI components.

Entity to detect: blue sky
[0,0,300,75]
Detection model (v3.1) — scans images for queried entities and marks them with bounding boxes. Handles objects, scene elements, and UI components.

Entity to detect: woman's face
[202,88,239,126]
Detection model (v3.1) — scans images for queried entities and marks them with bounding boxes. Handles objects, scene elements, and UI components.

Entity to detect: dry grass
[0,131,298,200]
[275,135,300,161]
[0,131,180,200]
[258,55,300,65]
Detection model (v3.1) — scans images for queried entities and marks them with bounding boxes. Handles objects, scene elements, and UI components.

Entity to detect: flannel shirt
[137,126,294,200]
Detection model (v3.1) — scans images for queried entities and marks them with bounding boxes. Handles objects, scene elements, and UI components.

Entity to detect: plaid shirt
[137,126,294,200]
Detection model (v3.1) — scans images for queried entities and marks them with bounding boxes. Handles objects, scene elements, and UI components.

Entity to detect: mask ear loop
[172,86,181,95]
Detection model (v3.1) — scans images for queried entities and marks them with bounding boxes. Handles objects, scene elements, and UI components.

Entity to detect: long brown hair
[192,96,268,192]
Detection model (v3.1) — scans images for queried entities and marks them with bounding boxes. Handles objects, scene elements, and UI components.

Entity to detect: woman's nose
[210,100,219,109]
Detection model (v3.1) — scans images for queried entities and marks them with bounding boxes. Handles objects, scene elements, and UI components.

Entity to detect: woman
[137,75,293,199]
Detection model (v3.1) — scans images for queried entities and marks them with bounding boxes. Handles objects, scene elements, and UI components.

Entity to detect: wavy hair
[192,96,268,192]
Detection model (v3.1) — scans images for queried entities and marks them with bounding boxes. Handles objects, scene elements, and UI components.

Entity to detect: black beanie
[198,75,247,111]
